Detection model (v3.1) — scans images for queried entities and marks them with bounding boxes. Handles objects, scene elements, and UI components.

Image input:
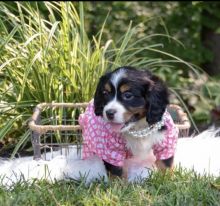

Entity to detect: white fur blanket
[0,128,220,189]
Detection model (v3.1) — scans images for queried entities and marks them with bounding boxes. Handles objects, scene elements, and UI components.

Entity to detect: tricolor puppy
[79,66,179,180]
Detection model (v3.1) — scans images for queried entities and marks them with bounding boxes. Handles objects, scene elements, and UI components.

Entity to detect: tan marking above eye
[120,84,130,93]
[104,83,111,92]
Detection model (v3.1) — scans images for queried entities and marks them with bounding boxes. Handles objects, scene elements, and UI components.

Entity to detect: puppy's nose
[106,109,116,120]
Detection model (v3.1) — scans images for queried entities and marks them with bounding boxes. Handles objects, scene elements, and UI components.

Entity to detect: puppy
[79,66,179,180]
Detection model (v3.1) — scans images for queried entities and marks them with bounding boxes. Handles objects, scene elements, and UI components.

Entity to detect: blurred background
[1,1,220,156]
[85,1,220,129]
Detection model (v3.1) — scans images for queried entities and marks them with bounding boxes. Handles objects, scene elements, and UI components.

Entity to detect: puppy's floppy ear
[145,74,169,125]
[94,75,106,116]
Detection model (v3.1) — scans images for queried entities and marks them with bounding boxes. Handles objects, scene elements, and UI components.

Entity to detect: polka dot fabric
[79,100,179,167]
[152,112,179,160]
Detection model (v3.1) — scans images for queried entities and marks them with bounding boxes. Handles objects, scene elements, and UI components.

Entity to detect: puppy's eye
[102,90,109,96]
[122,92,134,100]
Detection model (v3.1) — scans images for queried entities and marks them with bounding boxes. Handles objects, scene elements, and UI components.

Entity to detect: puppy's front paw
[156,156,174,170]
[127,166,151,183]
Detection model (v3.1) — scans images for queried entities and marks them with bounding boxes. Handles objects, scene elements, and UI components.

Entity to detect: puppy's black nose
[106,109,116,120]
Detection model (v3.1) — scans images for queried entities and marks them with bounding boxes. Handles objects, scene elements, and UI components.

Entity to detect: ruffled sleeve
[79,100,127,167]
[153,111,179,160]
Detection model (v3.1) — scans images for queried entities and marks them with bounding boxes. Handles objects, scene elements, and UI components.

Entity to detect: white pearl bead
[127,114,166,138]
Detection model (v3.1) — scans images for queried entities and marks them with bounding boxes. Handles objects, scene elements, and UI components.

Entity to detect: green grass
[0,169,219,206]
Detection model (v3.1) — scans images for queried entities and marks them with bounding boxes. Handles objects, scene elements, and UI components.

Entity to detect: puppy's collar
[126,115,166,138]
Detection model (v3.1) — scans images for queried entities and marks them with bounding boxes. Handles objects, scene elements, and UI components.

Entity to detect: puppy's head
[94,66,169,132]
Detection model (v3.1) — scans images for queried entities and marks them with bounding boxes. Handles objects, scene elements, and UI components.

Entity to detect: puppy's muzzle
[106,109,117,120]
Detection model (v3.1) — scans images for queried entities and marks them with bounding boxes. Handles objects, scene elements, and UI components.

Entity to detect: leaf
[0,24,19,50]
[0,114,23,140]
[215,27,220,34]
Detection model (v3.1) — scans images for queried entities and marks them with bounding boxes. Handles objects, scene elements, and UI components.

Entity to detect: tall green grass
[0,2,201,156]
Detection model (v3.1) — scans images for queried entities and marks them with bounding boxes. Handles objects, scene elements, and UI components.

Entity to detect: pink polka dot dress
[79,100,179,167]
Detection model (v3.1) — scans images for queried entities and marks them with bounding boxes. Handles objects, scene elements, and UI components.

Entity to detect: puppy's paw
[156,156,174,170]
[127,166,151,183]
[66,155,108,184]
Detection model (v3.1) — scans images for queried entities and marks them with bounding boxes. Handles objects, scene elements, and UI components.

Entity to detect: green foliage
[84,2,211,65]
[84,1,220,126]
[84,1,220,67]
[202,81,220,106]
[0,1,113,153]
[1,2,107,104]
[1,2,203,155]
[193,80,220,123]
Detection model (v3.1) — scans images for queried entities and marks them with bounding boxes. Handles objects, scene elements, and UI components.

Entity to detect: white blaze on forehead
[102,68,127,123]
[110,68,125,88]
[103,68,126,123]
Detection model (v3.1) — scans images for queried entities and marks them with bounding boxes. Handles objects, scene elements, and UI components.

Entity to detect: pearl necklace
[126,115,166,138]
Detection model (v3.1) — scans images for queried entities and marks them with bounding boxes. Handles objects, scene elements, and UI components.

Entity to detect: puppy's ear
[94,75,106,116]
[145,75,169,125]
